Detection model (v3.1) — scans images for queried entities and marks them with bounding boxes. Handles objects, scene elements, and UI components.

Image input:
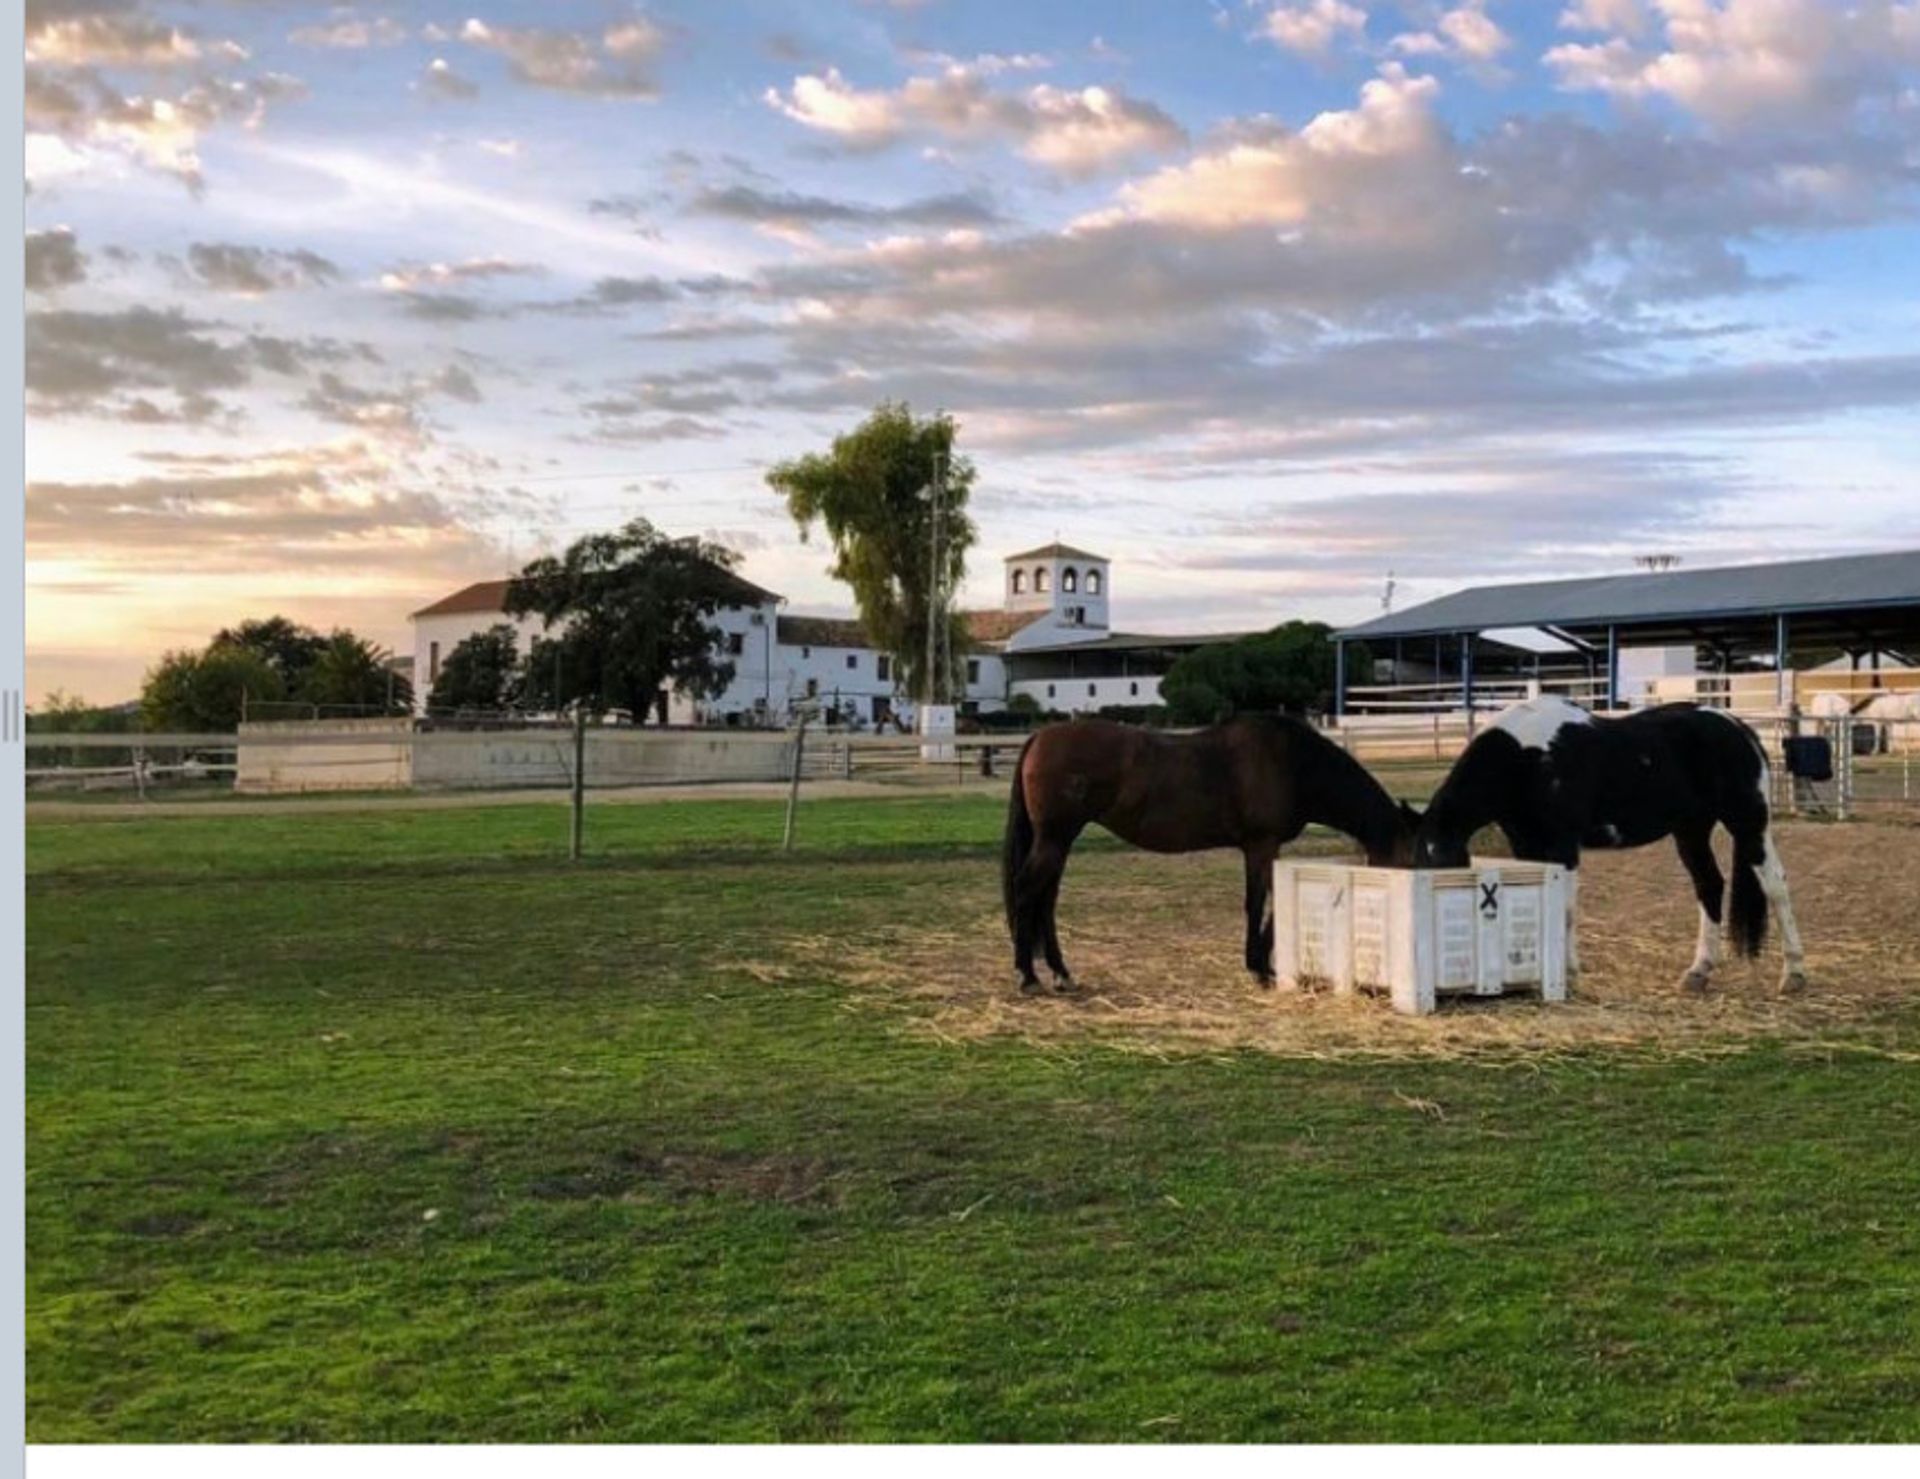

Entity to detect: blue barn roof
[1338,549,1920,643]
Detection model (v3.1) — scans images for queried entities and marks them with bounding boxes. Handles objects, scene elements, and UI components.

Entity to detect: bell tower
[1003,542,1109,631]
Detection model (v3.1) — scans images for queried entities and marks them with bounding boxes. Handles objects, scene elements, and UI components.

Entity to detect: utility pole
[925,446,947,708]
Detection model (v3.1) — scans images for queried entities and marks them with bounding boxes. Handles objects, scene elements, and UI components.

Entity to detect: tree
[212,616,328,693]
[766,401,975,702]
[1160,621,1361,725]
[506,518,743,722]
[301,631,410,712]
[140,644,285,731]
[28,690,139,768]
[428,624,523,713]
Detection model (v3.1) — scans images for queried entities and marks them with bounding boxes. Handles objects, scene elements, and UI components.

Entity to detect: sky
[23,0,1920,703]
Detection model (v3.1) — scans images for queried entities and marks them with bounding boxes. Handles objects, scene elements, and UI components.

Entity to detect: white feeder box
[1271,860,1571,1016]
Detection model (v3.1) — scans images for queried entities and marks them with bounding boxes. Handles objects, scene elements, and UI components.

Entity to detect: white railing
[1343,674,1617,715]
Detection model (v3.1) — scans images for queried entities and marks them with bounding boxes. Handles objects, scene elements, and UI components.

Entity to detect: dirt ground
[785,820,1920,1062]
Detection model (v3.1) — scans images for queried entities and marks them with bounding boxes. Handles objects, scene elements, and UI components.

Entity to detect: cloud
[25,64,308,192]
[459,14,667,99]
[29,305,254,411]
[689,184,1002,232]
[391,292,492,322]
[1559,0,1651,34]
[1390,3,1511,67]
[764,63,1186,175]
[1103,66,1445,231]
[25,12,220,67]
[26,441,513,580]
[301,363,484,436]
[289,16,408,49]
[378,256,544,291]
[183,242,339,294]
[26,305,373,422]
[418,56,480,100]
[25,228,87,292]
[1261,2,1368,58]
[1545,0,1920,127]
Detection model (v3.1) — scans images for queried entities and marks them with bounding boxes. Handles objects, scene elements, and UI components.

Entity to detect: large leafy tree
[428,624,524,713]
[1161,621,1361,725]
[140,644,285,731]
[506,518,743,722]
[212,616,329,693]
[302,631,411,712]
[766,401,975,701]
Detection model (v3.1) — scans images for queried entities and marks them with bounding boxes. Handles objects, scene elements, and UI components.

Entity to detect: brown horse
[1003,715,1418,992]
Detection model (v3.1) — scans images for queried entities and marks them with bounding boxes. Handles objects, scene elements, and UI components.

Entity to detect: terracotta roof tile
[411,566,781,619]
[777,615,869,648]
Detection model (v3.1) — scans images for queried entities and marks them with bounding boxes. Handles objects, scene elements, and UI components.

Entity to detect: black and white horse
[1412,696,1807,993]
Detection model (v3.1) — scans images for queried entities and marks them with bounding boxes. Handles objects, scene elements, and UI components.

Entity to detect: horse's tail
[1002,737,1037,941]
[1728,830,1770,960]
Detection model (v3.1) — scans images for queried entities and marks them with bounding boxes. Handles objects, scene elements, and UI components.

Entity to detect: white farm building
[410,541,1236,728]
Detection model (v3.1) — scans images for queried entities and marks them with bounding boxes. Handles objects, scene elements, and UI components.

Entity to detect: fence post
[569,707,586,861]
[1840,717,1853,821]
[783,714,809,852]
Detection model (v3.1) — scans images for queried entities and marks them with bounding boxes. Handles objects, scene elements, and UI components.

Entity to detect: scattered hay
[758,822,1920,1063]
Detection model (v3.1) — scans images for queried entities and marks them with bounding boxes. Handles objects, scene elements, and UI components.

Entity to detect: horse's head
[1411,801,1473,869]
[1366,800,1424,869]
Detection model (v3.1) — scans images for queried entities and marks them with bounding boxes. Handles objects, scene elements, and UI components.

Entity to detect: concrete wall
[236,719,413,794]
[237,719,799,793]
[410,727,795,789]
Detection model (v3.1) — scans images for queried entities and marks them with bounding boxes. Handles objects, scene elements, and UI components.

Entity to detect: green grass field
[26,792,1920,1441]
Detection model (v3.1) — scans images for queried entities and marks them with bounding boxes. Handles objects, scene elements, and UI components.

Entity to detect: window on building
[1086,568,1102,595]
[877,655,891,681]
[966,658,980,684]
[1088,684,1097,698]
[727,631,745,656]
[1011,570,1026,595]
[1034,567,1050,593]
[1046,684,1055,698]
[428,641,440,682]
[805,678,818,698]
[801,645,811,659]
[845,653,857,670]
[1061,567,1078,593]
[1130,681,1139,697]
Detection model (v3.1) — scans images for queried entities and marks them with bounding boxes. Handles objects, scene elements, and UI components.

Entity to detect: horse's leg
[1039,874,1071,989]
[1039,830,1080,989]
[1756,829,1808,993]
[1010,841,1042,993]
[1560,861,1582,977]
[1243,839,1279,986]
[1673,823,1725,993]
[1015,837,1070,995]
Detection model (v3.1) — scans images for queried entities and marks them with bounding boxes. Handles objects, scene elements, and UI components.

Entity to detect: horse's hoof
[1680,968,1712,995]
[1253,973,1277,991]
[1780,970,1810,997]
[1050,973,1075,994]
[1019,976,1045,996]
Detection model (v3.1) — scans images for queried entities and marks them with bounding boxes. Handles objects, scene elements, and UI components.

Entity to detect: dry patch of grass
[764,822,1920,1063]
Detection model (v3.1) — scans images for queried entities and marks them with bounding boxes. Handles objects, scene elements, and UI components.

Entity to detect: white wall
[412,610,548,713]
[1011,673,1163,714]
[412,598,1012,728]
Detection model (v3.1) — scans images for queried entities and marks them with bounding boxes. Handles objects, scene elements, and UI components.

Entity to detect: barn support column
[1333,639,1347,718]
[1460,633,1474,718]
[1605,625,1619,710]
[1775,612,1791,708]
